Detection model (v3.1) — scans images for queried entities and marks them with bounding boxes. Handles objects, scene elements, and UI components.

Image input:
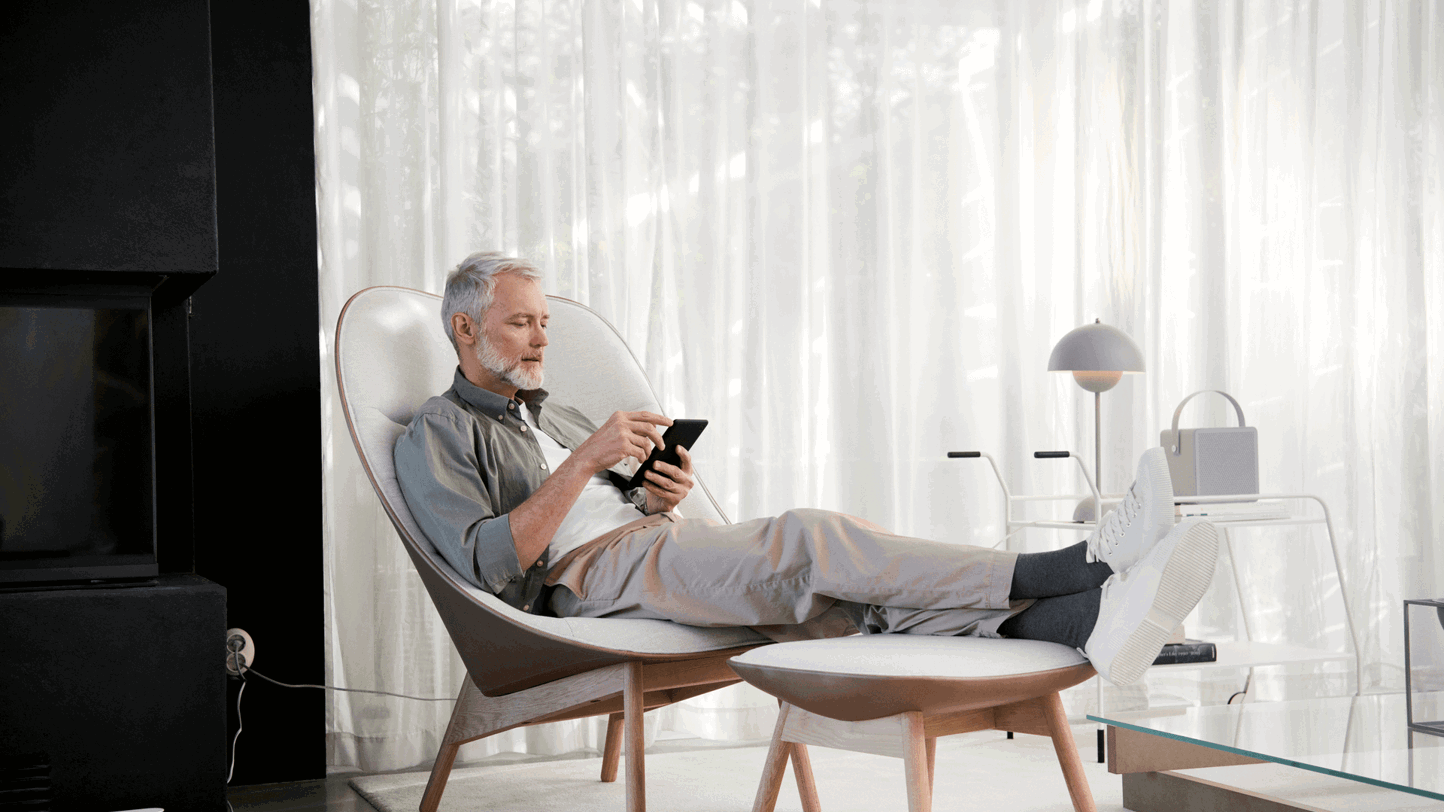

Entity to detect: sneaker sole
[1106,520,1219,686]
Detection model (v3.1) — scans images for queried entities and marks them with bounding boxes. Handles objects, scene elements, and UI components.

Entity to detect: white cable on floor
[243,666,453,701]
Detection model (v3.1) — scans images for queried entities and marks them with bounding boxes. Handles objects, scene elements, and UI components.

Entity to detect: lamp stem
[1094,390,1102,504]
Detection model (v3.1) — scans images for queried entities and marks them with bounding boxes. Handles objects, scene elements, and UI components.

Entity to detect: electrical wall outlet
[225,628,255,676]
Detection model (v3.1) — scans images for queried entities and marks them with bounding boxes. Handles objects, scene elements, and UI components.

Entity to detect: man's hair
[440,252,545,352]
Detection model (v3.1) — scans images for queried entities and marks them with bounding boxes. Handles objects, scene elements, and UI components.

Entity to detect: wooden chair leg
[601,712,624,783]
[419,740,459,812]
[788,742,822,812]
[753,703,796,812]
[901,711,931,812]
[624,662,646,812]
[419,678,480,812]
[1040,692,1096,812]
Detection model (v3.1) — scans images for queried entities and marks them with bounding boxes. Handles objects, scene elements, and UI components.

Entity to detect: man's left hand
[644,444,694,514]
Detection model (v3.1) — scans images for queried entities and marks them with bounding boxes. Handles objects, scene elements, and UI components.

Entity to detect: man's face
[476,272,549,391]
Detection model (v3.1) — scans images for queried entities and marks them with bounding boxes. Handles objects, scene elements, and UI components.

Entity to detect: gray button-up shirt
[394,368,649,614]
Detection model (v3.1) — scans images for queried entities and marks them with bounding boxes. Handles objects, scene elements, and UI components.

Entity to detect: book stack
[1175,500,1290,522]
[1153,624,1217,665]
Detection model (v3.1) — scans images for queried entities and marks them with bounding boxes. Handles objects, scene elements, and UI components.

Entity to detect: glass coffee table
[1089,692,1444,811]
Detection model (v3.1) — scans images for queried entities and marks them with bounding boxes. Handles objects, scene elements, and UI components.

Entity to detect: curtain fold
[314,0,1444,773]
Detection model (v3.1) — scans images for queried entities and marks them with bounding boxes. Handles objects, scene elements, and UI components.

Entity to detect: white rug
[350,730,1126,812]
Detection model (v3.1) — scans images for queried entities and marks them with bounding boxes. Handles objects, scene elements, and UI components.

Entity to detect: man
[395,252,1219,686]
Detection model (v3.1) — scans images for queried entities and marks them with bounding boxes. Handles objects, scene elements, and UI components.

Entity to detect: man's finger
[643,478,679,498]
[675,445,693,471]
[629,411,673,427]
[629,437,653,465]
[652,460,687,480]
[632,421,666,451]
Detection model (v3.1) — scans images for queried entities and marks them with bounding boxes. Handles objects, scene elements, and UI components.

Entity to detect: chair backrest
[334,286,761,696]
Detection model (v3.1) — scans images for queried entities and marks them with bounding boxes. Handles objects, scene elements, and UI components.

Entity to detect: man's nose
[533,326,548,347]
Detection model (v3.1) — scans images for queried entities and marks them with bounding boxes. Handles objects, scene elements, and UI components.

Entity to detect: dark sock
[996,588,1101,650]
[1008,540,1113,600]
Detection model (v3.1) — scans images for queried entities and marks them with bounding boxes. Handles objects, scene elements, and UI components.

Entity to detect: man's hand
[644,444,694,514]
[573,410,672,474]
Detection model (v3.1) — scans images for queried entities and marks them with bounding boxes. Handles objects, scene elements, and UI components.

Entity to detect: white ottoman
[730,636,1097,812]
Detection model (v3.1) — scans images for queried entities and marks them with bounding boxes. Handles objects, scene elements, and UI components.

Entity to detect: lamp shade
[1047,321,1145,373]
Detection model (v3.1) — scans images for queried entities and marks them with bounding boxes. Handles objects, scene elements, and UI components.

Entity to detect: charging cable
[225,636,452,790]
[241,667,455,701]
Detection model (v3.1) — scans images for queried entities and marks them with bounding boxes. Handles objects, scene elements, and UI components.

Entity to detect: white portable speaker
[1160,390,1259,501]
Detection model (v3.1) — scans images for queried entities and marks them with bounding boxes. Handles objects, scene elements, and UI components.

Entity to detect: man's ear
[451,312,478,347]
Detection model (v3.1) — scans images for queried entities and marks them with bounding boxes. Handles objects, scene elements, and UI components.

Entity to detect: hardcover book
[1152,639,1218,666]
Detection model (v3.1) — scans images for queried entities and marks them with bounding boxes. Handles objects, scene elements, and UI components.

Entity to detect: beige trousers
[546,508,1029,639]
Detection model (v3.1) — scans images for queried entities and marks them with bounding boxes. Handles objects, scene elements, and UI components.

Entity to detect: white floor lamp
[1047,318,1145,522]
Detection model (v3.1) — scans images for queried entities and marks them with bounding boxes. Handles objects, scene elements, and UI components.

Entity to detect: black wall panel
[194,1,325,785]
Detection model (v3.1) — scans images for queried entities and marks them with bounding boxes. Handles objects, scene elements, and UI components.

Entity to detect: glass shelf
[1090,692,1444,802]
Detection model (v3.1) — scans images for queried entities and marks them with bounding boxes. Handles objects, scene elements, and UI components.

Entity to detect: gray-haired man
[394,252,1219,686]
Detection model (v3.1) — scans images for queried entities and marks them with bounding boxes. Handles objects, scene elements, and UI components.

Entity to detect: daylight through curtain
[314,0,1444,772]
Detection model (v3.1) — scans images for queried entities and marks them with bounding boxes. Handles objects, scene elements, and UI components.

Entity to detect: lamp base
[1072,497,1122,524]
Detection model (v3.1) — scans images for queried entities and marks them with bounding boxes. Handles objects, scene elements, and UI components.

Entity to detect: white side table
[948,451,1361,763]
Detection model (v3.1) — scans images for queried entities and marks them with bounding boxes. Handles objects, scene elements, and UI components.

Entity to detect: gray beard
[476,335,544,391]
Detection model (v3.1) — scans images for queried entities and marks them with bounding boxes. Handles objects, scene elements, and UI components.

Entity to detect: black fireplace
[0,271,210,587]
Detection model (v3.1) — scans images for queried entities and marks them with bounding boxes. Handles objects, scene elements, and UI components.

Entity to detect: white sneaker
[1083,518,1219,686]
[1086,447,1175,573]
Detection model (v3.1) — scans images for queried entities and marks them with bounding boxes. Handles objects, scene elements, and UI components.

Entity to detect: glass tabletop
[1089,693,1444,802]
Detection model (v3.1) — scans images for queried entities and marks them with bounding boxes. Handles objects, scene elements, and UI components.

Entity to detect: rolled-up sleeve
[394,411,523,594]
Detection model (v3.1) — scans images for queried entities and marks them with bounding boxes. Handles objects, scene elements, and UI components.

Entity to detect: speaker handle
[1169,390,1248,455]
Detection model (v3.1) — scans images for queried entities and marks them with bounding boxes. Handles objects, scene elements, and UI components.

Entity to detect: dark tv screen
[0,296,158,584]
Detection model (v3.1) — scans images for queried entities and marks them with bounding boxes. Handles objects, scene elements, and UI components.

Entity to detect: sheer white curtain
[314,0,1444,773]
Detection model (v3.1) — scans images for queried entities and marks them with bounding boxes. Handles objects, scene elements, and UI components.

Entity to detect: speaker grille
[1193,430,1259,496]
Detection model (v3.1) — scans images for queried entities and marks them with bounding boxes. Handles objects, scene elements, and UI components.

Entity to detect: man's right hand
[573,410,672,474]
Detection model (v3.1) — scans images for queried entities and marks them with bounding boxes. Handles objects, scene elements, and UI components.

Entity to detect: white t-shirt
[519,402,646,559]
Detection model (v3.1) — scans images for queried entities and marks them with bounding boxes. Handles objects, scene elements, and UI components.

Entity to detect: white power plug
[225,628,255,676]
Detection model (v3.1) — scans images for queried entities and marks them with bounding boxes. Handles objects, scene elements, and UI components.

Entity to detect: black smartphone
[627,418,708,489]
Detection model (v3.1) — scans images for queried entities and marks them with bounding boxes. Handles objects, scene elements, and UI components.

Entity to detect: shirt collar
[450,367,550,420]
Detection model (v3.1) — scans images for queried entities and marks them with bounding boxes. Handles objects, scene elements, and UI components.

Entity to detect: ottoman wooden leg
[901,711,931,812]
[1041,692,1095,812]
[789,742,822,812]
[753,703,797,812]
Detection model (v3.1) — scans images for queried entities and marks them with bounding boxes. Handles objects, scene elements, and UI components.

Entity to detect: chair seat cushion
[729,636,1094,722]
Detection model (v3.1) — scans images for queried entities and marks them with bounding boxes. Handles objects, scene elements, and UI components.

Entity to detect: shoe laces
[1093,483,1143,557]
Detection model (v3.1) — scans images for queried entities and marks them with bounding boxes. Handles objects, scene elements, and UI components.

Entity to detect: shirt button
[520,425,528,432]
[496,414,503,421]
[522,604,530,611]
[540,463,547,470]
[508,402,515,409]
